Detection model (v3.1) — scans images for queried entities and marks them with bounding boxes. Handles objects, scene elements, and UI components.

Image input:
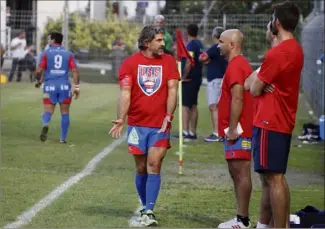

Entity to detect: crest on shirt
[137,65,162,96]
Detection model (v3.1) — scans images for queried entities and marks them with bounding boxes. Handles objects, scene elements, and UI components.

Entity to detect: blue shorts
[223,137,252,160]
[252,127,292,174]
[127,125,171,155]
[43,81,72,105]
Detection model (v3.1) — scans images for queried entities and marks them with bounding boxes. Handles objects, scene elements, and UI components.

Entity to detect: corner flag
[175,28,194,175]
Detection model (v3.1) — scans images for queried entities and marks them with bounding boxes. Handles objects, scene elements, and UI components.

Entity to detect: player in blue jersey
[35,32,80,143]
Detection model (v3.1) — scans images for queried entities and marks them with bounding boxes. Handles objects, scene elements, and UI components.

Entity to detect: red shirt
[254,39,304,134]
[218,55,254,138]
[118,52,180,128]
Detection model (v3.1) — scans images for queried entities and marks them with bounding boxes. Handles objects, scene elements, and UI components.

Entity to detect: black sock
[237,215,250,227]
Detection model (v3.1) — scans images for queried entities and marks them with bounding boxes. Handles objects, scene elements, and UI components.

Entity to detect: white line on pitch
[3,136,125,229]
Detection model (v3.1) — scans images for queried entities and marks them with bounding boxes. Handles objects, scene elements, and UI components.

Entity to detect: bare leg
[189,105,198,135]
[227,160,252,218]
[265,173,290,228]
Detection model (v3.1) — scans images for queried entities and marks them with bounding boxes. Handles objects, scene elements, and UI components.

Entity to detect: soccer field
[1,82,324,228]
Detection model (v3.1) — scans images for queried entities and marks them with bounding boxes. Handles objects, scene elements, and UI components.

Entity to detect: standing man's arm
[182,42,195,81]
[35,52,47,87]
[69,53,80,99]
[109,61,132,138]
[166,79,179,115]
[244,67,260,90]
[226,67,245,140]
[250,52,281,97]
[158,58,181,133]
[229,84,244,133]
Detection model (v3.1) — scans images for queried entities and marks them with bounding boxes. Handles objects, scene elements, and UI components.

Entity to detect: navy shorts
[182,81,201,108]
[127,125,171,155]
[252,127,292,174]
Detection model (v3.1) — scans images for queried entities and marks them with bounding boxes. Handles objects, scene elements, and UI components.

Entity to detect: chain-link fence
[2,9,276,84]
[301,11,324,118]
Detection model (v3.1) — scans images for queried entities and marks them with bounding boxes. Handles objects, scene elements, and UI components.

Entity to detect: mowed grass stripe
[0,83,121,227]
[20,87,324,227]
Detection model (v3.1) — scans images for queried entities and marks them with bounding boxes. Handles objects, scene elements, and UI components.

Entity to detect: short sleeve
[68,53,77,69]
[118,59,133,87]
[38,52,47,69]
[186,41,195,58]
[167,56,181,81]
[206,45,217,59]
[257,49,282,84]
[226,62,245,88]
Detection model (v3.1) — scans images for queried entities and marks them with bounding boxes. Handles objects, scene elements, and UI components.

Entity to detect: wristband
[166,113,174,121]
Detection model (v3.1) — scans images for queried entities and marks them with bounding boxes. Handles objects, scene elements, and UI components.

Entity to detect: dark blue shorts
[252,127,292,174]
[127,125,171,155]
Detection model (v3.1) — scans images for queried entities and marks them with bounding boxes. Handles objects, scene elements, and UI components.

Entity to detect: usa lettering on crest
[137,65,162,96]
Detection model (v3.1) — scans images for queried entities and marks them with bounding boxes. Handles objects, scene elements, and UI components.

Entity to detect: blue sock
[42,112,52,126]
[135,173,148,207]
[145,174,161,212]
[60,114,70,141]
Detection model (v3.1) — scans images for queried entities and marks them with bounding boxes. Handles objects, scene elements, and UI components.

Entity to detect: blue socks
[42,112,52,126]
[60,114,70,141]
[145,174,161,212]
[135,173,148,207]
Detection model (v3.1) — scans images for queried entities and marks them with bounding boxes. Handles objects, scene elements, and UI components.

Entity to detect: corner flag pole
[177,61,183,175]
[176,28,193,176]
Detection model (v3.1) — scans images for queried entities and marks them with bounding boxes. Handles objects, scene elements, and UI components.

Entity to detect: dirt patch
[162,162,324,189]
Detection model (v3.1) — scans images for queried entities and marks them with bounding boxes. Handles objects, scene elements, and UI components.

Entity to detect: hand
[226,128,239,141]
[73,85,80,99]
[157,115,173,133]
[109,119,124,138]
[182,78,191,82]
[199,52,208,62]
[35,80,42,88]
[264,84,275,93]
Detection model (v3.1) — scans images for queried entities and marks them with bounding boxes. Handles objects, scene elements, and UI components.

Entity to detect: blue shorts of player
[43,80,72,105]
[223,137,252,160]
[252,127,292,174]
[127,125,171,155]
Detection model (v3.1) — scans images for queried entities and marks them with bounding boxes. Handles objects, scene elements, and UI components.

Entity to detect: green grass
[0,82,324,228]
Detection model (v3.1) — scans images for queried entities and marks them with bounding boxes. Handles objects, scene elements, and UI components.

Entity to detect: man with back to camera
[199,26,228,142]
[179,24,204,140]
[248,1,304,228]
[217,29,254,228]
[35,31,80,143]
[109,25,180,227]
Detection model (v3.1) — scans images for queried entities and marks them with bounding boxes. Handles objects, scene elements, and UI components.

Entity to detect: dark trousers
[9,58,24,82]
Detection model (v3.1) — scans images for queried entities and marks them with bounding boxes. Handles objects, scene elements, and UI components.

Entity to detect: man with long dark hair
[109,25,180,227]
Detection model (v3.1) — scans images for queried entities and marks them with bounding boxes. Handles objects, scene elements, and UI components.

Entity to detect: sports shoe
[136,208,146,222]
[60,140,67,144]
[140,210,158,227]
[217,217,251,228]
[204,134,223,142]
[185,134,197,140]
[40,126,49,142]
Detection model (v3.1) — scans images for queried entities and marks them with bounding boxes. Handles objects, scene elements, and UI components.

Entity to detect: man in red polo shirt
[249,1,304,228]
[217,29,254,228]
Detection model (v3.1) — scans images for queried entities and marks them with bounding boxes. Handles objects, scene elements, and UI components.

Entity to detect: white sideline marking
[3,136,125,229]
[128,198,143,227]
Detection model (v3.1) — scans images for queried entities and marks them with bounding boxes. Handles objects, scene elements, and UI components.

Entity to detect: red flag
[176,28,194,66]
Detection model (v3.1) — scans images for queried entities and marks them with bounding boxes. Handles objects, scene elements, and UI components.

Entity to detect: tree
[41,13,140,58]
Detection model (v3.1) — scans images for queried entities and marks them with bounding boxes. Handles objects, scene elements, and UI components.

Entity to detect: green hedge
[41,13,141,57]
